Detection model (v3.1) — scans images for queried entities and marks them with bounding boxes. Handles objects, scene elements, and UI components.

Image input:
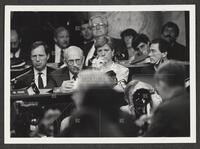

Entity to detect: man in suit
[48,26,70,64]
[48,46,85,93]
[144,60,190,137]
[161,22,189,61]
[84,15,109,66]
[79,19,94,57]
[11,29,30,64]
[14,41,54,89]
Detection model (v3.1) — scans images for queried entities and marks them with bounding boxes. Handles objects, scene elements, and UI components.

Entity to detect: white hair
[63,46,84,59]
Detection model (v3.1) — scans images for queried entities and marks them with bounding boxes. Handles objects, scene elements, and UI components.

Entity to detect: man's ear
[162,52,168,58]
[47,54,50,60]
[82,56,85,64]
[112,50,114,57]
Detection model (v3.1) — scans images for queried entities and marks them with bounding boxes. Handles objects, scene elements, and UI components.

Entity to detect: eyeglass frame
[90,23,107,30]
[66,58,83,66]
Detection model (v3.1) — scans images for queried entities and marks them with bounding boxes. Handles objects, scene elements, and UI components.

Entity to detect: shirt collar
[69,71,79,80]
[55,44,62,50]
[34,67,47,77]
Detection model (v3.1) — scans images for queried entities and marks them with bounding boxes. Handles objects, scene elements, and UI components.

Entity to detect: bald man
[48,46,85,93]
[11,29,29,62]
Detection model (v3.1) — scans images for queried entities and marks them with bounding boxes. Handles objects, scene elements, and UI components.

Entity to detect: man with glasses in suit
[48,46,85,93]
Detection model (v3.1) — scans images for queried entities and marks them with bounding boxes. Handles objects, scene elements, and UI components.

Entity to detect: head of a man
[89,16,108,38]
[54,27,70,49]
[72,69,112,110]
[132,34,150,55]
[120,28,138,49]
[30,41,49,71]
[149,38,170,64]
[155,60,186,100]
[64,46,84,75]
[96,38,114,64]
[161,22,179,44]
[80,19,93,41]
[11,29,21,53]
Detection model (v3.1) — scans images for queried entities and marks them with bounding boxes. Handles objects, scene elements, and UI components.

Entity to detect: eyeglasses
[67,59,82,65]
[91,23,106,30]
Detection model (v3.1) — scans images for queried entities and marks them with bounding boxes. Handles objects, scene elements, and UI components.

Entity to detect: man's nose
[36,56,40,61]
[73,60,78,67]
[96,25,101,30]
[101,51,106,57]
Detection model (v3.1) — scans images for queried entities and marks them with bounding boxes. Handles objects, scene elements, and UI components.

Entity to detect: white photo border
[4,5,196,144]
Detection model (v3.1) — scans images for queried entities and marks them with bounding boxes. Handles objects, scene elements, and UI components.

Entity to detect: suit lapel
[26,68,34,86]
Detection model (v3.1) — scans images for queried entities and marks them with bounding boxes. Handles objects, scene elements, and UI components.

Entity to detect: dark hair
[80,19,89,26]
[106,70,116,78]
[120,28,138,40]
[161,22,179,37]
[151,38,171,53]
[30,41,49,55]
[132,88,152,119]
[132,34,150,49]
[155,60,186,87]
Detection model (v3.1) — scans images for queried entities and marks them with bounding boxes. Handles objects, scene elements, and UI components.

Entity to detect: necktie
[72,74,78,81]
[38,72,44,89]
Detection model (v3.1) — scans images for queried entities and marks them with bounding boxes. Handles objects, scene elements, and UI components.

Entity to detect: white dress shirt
[55,44,62,63]
[34,67,47,88]
[11,48,21,58]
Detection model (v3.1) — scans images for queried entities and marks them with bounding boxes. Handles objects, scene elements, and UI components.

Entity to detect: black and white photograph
[4,5,196,144]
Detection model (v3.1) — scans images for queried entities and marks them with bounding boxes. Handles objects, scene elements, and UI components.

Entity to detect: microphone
[11,68,32,83]
[11,68,32,89]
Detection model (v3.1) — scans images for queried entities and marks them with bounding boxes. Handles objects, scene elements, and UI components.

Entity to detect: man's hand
[60,80,75,93]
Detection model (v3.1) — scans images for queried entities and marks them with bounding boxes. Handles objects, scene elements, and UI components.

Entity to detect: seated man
[11,29,28,61]
[132,33,150,56]
[14,41,55,89]
[91,38,129,92]
[85,15,110,66]
[48,46,85,93]
[49,26,70,65]
[79,19,94,57]
[161,22,189,61]
[144,60,190,137]
[11,29,30,67]
[147,38,171,70]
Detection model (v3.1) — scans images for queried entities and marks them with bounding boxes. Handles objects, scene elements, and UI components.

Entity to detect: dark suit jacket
[167,42,189,61]
[144,90,190,137]
[14,66,55,89]
[47,67,71,88]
